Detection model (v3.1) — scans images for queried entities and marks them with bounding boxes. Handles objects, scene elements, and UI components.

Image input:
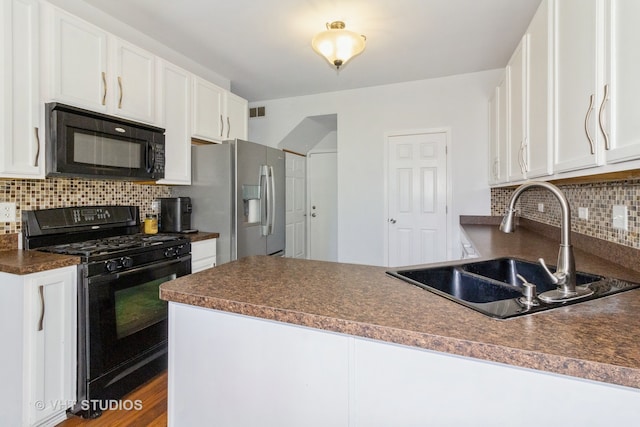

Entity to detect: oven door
[86,255,190,380]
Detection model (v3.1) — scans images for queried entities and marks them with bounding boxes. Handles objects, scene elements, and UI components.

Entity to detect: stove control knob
[121,257,133,268]
[164,248,176,258]
[105,260,119,272]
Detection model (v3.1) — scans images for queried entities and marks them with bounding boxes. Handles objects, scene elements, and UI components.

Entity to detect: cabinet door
[497,75,509,183]
[225,92,248,140]
[191,239,217,273]
[156,60,191,185]
[50,7,109,112]
[192,77,223,142]
[489,75,508,185]
[112,39,155,123]
[603,0,640,163]
[526,0,553,178]
[507,36,528,182]
[25,267,77,427]
[0,0,43,178]
[554,0,604,172]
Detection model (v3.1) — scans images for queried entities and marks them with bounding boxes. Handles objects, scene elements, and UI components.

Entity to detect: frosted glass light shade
[311,21,366,69]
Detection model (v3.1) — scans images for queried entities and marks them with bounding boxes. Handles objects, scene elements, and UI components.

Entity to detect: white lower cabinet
[0,266,77,427]
[168,304,349,427]
[168,304,640,427]
[190,239,216,273]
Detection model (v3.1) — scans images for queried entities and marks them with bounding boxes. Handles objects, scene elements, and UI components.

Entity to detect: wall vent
[249,106,266,118]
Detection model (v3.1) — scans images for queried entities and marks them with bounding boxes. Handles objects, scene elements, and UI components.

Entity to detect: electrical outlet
[151,200,159,211]
[537,203,544,212]
[612,205,628,231]
[0,202,16,222]
[578,207,589,220]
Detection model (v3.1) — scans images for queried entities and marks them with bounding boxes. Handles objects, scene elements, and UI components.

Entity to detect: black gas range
[23,206,191,418]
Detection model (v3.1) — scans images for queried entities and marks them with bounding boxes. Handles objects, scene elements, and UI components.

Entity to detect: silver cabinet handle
[521,137,528,173]
[226,117,231,138]
[101,72,107,106]
[34,127,40,167]
[517,141,525,174]
[117,76,123,108]
[598,84,610,150]
[219,115,223,137]
[584,94,595,155]
[389,218,396,224]
[38,285,45,331]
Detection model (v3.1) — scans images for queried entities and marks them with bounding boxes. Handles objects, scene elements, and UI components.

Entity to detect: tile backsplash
[0,177,171,234]
[492,180,640,249]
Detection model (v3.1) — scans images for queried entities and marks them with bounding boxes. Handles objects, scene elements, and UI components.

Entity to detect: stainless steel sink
[387,257,640,319]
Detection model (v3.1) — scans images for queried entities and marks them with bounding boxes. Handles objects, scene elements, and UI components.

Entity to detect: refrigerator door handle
[260,165,269,236]
[268,165,276,235]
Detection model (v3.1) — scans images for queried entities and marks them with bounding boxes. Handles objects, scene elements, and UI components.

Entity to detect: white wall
[249,70,501,266]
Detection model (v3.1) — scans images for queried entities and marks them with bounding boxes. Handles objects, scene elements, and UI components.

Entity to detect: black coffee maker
[158,197,195,233]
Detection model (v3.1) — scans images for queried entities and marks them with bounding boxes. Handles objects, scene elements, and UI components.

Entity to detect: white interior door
[285,152,307,259]
[387,131,448,267]
[308,151,337,262]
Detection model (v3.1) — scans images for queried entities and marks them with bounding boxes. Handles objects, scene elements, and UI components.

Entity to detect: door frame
[383,128,453,266]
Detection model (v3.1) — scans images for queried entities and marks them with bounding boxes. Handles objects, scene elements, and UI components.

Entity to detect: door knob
[311,213,317,217]
[389,218,396,224]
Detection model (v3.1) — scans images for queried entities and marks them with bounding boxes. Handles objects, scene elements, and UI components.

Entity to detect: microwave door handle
[146,143,155,173]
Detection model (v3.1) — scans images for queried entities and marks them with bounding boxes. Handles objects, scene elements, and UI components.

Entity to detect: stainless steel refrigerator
[173,139,285,264]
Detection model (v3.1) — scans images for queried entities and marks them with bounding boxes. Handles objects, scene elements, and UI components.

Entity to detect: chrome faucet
[500,181,592,303]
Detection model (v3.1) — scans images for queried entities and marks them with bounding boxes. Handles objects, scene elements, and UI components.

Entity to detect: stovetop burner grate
[38,233,186,257]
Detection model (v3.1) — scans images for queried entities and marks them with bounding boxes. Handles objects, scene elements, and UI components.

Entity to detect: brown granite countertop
[0,250,80,275]
[0,232,80,274]
[184,231,219,243]
[160,225,640,389]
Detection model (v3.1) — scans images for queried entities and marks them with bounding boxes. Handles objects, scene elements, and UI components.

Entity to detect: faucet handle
[538,257,566,285]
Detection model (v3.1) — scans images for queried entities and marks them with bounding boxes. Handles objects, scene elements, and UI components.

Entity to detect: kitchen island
[160,224,640,426]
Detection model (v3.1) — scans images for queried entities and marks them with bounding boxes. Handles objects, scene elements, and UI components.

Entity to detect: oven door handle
[88,256,190,284]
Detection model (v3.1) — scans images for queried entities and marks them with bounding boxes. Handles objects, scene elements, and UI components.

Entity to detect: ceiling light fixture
[311,21,366,70]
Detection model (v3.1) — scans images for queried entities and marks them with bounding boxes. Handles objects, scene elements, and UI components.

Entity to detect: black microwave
[45,103,165,180]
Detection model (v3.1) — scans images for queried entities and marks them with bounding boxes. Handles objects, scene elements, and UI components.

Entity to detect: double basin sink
[387,257,640,319]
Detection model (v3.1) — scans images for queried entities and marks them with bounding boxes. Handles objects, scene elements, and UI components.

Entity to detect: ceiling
[77,0,542,102]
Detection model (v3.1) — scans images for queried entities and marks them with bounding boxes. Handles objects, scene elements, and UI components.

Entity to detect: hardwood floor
[57,371,167,426]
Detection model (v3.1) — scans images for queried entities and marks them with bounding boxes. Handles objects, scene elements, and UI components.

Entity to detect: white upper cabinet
[496,75,509,183]
[553,0,605,173]
[111,38,156,123]
[156,60,191,185]
[225,91,248,141]
[489,0,552,186]
[192,77,248,143]
[525,0,553,178]
[0,0,43,178]
[44,5,156,124]
[506,36,528,182]
[602,0,640,163]
[45,6,109,113]
[192,76,224,142]
[488,86,501,185]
